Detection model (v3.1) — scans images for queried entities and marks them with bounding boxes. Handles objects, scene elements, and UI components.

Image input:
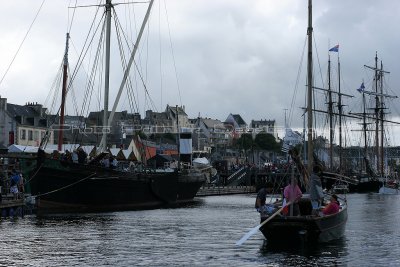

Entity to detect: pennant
[357,82,365,93]
[329,44,339,52]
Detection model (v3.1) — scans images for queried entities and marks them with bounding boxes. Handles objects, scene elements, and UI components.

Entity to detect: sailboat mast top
[99,0,155,152]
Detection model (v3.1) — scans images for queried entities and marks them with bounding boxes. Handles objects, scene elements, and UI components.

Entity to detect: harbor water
[1,193,400,266]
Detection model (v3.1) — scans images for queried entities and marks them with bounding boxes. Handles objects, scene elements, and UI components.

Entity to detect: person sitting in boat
[320,194,340,215]
[101,156,110,168]
[111,157,118,169]
[77,147,87,164]
[255,182,276,219]
[72,150,79,163]
[255,185,267,213]
[283,177,303,216]
[309,165,324,214]
[62,150,72,162]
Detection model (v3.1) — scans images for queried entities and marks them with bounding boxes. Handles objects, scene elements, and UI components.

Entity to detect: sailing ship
[349,54,398,193]
[17,0,206,214]
[258,0,348,247]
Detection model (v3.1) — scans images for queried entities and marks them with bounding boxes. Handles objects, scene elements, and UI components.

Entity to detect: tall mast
[99,0,112,152]
[307,0,314,174]
[176,105,181,171]
[99,0,155,151]
[380,61,384,175]
[328,55,333,169]
[338,55,342,172]
[374,52,379,173]
[362,92,368,165]
[58,33,70,151]
[363,55,396,175]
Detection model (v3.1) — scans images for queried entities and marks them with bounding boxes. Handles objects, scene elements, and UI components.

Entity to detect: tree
[254,132,280,152]
[148,132,176,143]
[234,133,254,150]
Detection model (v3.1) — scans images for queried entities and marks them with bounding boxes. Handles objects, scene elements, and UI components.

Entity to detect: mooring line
[32,172,97,198]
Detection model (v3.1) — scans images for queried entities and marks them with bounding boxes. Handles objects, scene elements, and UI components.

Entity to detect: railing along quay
[0,194,26,218]
[196,185,256,196]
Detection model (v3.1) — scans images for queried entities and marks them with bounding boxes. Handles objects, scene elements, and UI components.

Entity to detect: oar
[235,202,290,246]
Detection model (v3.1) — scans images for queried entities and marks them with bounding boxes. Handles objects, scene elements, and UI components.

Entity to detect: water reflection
[1,194,400,266]
[259,237,348,266]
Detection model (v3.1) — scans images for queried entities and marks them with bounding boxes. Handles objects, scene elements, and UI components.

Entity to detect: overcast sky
[1,0,400,144]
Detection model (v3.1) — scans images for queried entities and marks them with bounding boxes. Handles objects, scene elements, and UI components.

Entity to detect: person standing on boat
[283,177,302,216]
[309,165,324,214]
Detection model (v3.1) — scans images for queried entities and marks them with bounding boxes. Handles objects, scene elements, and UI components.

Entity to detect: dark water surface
[1,193,400,266]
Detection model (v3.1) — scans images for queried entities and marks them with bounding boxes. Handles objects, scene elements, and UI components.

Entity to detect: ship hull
[259,198,347,247]
[26,158,205,214]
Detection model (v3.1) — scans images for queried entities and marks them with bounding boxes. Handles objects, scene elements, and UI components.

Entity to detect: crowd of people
[59,147,88,164]
[56,147,121,169]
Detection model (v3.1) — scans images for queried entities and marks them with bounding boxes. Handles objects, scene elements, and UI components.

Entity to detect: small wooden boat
[259,194,347,247]
[258,0,348,248]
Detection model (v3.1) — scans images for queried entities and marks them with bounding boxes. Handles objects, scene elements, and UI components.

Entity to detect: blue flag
[357,82,365,93]
[329,44,339,52]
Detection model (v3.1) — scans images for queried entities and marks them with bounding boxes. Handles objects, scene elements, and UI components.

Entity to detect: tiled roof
[7,103,40,117]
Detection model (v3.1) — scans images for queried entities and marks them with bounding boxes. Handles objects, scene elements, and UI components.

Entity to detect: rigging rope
[288,36,307,127]
[32,172,97,198]
[0,0,46,91]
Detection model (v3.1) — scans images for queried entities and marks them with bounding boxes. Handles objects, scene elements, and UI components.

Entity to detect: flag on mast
[329,44,339,52]
[357,82,365,93]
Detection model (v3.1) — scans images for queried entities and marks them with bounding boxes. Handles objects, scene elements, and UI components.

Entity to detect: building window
[21,129,26,140]
[28,130,33,141]
[34,130,39,141]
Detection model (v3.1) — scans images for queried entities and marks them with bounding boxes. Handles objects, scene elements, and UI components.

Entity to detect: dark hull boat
[350,179,381,193]
[259,197,347,247]
[17,0,207,215]
[24,156,205,215]
[177,171,207,202]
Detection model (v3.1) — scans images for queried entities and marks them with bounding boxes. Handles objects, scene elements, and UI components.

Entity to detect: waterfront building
[0,97,53,147]
[250,119,277,139]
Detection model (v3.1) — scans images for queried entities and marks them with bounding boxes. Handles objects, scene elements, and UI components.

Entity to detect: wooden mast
[328,55,333,169]
[100,0,155,152]
[58,33,70,151]
[307,0,313,175]
[99,0,112,152]
[379,61,384,176]
[362,92,368,166]
[374,52,379,174]
[338,55,343,172]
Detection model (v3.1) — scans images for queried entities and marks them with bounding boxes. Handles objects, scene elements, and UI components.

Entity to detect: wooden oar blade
[235,225,260,246]
[235,202,288,246]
